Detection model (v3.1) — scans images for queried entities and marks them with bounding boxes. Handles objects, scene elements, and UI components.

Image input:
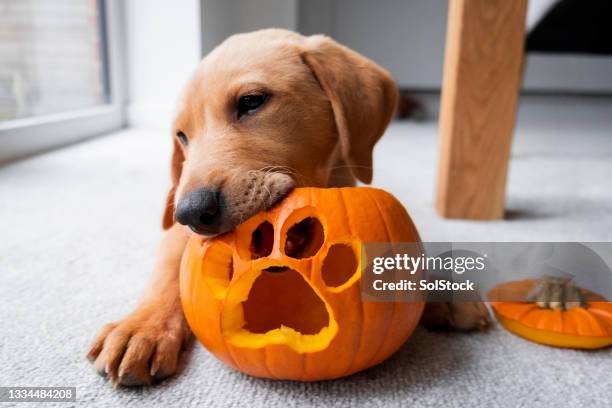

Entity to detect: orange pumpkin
[488,279,612,349]
[180,187,425,380]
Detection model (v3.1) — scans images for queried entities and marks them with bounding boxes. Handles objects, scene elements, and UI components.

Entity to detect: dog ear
[301,35,398,184]
[162,137,185,229]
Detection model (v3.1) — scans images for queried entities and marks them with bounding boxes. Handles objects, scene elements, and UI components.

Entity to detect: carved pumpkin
[488,279,612,349]
[180,187,425,380]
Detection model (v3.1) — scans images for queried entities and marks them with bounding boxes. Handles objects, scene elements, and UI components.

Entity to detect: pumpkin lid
[488,279,612,338]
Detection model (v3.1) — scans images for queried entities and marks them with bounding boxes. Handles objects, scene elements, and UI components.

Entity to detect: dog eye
[176,131,188,146]
[237,93,268,117]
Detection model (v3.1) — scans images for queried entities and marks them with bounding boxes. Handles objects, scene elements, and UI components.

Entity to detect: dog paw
[526,277,586,310]
[87,307,191,387]
[446,300,491,331]
[422,301,491,331]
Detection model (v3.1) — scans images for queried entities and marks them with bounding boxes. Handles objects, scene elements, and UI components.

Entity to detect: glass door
[0,0,125,163]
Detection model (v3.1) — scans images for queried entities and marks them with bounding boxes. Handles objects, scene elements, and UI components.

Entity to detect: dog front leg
[87,224,191,386]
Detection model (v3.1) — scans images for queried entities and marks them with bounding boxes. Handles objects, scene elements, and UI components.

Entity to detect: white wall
[126,0,298,129]
[125,0,202,129]
[202,0,297,55]
[299,0,612,93]
[124,0,612,129]
[307,0,448,89]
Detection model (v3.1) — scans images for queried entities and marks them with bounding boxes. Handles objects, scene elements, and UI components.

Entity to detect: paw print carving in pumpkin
[180,187,425,380]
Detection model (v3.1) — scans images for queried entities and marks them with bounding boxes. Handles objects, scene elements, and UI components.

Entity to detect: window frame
[0,0,126,164]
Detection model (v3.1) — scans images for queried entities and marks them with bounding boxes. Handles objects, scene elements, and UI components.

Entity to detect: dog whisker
[250,165,313,187]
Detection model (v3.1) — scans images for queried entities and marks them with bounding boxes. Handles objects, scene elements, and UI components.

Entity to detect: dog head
[164,29,398,236]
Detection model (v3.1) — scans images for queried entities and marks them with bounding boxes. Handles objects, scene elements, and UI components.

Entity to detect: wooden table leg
[436,0,527,220]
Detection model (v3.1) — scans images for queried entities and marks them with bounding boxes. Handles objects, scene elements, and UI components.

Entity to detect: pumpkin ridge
[590,311,612,336]
[573,307,607,337]
[363,187,398,368]
[298,329,307,381]
[337,188,366,375]
[206,240,242,370]
[535,310,554,331]
[198,242,241,370]
[548,309,564,333]
[567,308,584,336]
[183,240,199,329]
[590,309,612,336]
[589,304,612,320]
[300,179,316,382]
[184,242,202,354]
[308,187,320,282]
[517,304,540,322]
[300,234,319,381]
[563,308,576,333]
[261,346,278,380]
[521,308,554,331]
[218,269,246,373]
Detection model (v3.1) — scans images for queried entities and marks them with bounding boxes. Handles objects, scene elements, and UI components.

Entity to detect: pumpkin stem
[526,277,587,311]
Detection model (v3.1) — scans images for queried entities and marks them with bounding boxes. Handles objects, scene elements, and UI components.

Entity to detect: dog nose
[175,188,222,234]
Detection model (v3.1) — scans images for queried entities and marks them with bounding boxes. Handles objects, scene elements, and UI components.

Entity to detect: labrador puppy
[87,29,489,387]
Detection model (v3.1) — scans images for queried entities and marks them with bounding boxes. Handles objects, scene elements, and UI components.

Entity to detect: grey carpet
[1,98,611,407]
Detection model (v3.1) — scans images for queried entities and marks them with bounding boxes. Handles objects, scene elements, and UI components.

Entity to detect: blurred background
[1,0,611,157]
[2,0,611,236]
[1,1,612,404]
[1,0,612,241]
